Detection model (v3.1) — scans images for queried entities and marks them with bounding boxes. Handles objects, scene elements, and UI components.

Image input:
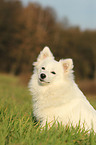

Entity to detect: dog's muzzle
[39,73,50,83]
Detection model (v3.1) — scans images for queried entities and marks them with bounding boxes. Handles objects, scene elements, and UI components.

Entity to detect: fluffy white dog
[29,46,96,132]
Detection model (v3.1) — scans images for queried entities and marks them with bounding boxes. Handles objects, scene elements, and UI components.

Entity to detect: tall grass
[0,74,96,145]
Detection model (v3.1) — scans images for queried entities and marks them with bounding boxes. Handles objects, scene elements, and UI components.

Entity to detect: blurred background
[0,0,96,94]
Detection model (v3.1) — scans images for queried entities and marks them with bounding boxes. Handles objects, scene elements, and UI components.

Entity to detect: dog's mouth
[39,78,50,83]
[39,78,44,82]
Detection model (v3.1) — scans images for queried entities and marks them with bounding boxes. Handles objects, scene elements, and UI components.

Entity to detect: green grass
[0,74,96,145]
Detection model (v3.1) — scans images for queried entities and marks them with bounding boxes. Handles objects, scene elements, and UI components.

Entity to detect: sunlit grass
[0,73,96,145]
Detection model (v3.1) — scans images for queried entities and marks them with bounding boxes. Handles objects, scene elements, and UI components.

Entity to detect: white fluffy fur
[29,46,96,132]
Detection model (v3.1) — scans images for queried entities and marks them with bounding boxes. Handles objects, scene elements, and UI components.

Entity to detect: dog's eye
[51,71,56,74]
[42,67,45,70]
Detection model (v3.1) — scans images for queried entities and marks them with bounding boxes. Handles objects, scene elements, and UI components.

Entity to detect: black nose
[40,73,46,79]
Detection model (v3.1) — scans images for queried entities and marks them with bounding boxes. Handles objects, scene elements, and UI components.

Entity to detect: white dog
[29,46,96,132]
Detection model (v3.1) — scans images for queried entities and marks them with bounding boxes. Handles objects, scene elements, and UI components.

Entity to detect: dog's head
[33,46,74,85]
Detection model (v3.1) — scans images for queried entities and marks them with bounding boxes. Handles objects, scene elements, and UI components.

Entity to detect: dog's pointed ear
[59,58,74,73]
[33,46,54,66]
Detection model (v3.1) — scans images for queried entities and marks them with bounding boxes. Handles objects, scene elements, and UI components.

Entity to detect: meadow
[0,73,96,145]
